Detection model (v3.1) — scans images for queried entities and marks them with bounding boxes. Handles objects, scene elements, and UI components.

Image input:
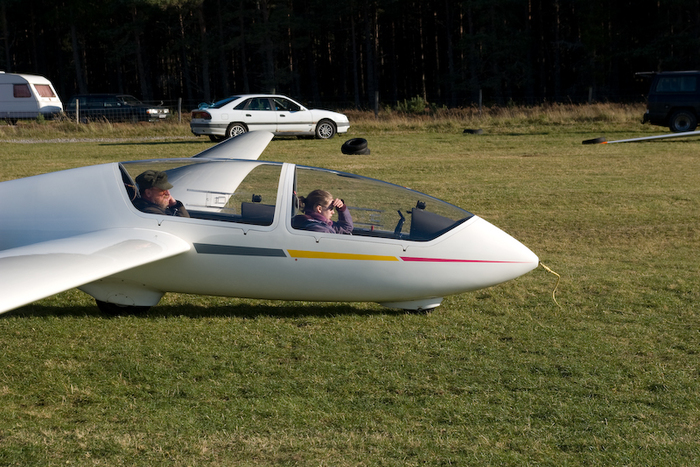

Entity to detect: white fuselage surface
[0,156,538,313]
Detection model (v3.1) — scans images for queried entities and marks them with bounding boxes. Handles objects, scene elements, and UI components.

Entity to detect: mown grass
[1,104,698,466]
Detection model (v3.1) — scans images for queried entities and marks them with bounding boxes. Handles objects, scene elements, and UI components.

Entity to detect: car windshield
[119,95,144,105]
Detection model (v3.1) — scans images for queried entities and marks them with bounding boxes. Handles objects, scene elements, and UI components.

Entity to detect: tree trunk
[1,3,12,72]
[363,0,376,107]
[196,2,211,102]
[351,13,360,109]
[70,21,88,94]
[216,0,230,97]
[444,0,456,107]
[418,5,427,101]
[553,0,561,102]
[238,7,250,94]
[259,0,276,93]
[466,2,480,103]
[131,6,151,100]
[179,12,194,103]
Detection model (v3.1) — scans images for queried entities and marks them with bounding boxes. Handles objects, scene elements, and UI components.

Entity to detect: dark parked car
[65,94,169,123]
[639,71,700,132]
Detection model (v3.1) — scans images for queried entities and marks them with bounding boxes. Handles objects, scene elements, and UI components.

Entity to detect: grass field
[1,104,699,466]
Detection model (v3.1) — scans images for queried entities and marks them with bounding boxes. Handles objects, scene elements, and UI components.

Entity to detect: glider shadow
[3,302,406,319]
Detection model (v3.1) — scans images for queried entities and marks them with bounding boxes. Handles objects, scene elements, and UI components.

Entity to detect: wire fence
[3,89,649,125]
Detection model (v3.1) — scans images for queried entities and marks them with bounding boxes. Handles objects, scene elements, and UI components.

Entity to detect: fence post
[178,97,182,123]
[76,100,80,123]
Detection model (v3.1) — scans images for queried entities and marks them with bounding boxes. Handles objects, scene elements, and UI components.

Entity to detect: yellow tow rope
[539,262,561,308]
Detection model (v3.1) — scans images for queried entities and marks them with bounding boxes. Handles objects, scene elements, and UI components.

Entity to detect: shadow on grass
[495,131,552,137]
[6,301,406,319]
[99,135,304,147]
[98,139,210,147]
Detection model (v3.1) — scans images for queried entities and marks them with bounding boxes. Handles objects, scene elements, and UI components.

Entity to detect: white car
[190,94,350,141]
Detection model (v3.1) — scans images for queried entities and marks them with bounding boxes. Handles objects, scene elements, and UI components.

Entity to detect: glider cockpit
[120,159,474,241]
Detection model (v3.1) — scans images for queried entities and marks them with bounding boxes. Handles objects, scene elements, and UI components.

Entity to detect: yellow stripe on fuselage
[287,250,399,261]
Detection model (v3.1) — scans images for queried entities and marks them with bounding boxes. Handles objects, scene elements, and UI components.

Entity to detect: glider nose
[464,217,539,286]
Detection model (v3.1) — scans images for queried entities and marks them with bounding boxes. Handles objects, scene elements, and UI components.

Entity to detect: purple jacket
[292,206,353,234]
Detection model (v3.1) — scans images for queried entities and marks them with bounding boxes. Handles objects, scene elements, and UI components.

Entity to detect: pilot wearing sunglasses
[292,189,353,234]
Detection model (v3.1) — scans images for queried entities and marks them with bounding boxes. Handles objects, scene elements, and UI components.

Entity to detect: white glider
[0,131,539,314]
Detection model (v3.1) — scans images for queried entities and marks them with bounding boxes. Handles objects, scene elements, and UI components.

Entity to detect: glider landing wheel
[96,300,150,315]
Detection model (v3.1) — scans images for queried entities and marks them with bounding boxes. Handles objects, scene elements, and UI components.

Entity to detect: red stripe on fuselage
[400,257,530,263]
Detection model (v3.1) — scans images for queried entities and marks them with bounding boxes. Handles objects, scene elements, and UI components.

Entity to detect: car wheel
[341,138,370,155]
[315,119,336,139]
[226,122,248,138]
[669,110,698,132]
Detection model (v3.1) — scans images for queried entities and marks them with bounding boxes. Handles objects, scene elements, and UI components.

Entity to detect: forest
[1,0,699,110]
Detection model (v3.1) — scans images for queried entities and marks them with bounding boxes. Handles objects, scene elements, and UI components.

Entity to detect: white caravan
[0,72,63,120]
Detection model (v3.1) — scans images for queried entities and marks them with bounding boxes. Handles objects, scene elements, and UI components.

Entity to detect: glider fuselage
[0,148,538,313]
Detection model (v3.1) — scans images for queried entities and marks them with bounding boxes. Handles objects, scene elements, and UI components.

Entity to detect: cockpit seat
[240,201,275,226]
[409,208,461,241]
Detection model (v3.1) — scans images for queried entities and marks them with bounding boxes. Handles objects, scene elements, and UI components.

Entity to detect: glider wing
[0,228,191,314]
[192,130,273,160]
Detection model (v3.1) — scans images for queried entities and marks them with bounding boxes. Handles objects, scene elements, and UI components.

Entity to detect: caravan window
[34,85,56,98]
[13,84,31,98]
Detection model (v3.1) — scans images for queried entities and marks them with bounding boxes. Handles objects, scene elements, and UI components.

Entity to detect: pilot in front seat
[133,170,190,218]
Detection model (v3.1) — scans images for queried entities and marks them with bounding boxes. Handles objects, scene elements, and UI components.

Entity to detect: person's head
[136,170,173,209]
[300,189,334,218]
